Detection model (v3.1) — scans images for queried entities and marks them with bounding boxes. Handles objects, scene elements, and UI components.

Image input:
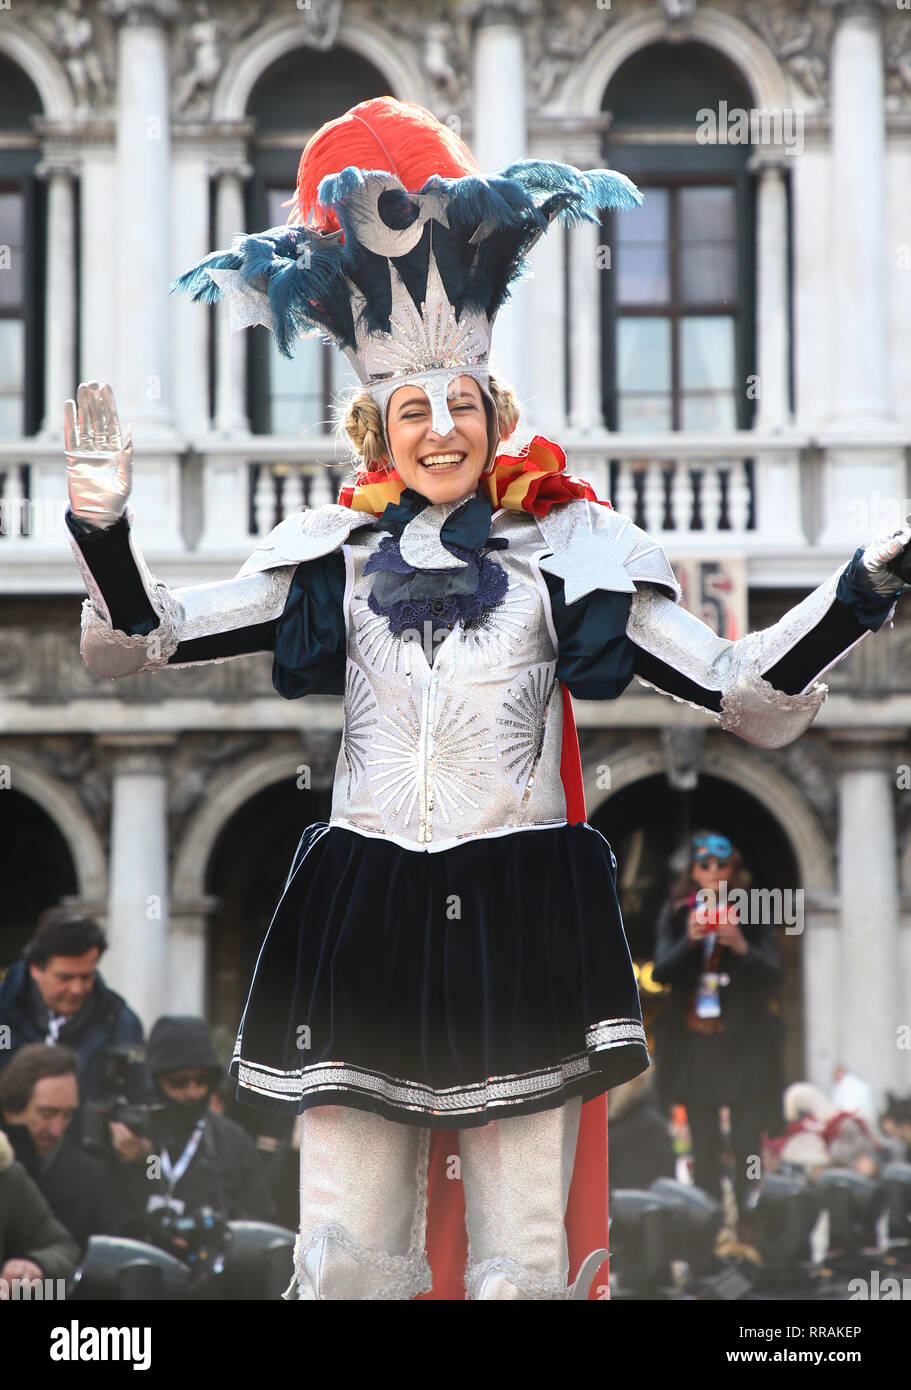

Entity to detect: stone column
[168,898,218,1016]
[170,135,215,439]
[213,163,253,435]
[800,893,842,1093]
[78,125,118,388]
[746,154,805,545]
[823,0,892,427]
[100,735,175,1030]
[747,153,792,433]
[832,731,903,1099]
[35,160,78,439]
[555,127,609,496]
[102,0,180,437]
[469,1,533,395]
[567,219,603,434]
[817,0,902,548]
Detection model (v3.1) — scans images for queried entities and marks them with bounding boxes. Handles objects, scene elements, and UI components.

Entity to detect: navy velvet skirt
[229,820,649,1129]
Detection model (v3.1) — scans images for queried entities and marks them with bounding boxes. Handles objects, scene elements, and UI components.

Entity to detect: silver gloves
[859,521,911,597]
[64,380,133,529]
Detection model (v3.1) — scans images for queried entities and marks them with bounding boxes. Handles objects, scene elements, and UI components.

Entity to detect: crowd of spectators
[0,907,294,1297]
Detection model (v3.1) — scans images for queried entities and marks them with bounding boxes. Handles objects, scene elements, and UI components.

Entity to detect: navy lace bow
[364,487,509,634]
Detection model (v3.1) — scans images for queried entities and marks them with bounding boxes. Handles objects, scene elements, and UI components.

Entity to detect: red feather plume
[287,96,482,232]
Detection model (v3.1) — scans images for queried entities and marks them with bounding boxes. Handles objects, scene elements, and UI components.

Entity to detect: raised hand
[64,381,133,528]
[860,519,911,595]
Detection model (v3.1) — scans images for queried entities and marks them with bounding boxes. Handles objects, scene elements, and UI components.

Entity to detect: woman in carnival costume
[64,97,911,1299]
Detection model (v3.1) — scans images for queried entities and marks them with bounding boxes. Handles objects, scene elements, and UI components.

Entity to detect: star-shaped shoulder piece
[535,500,681,605]
[236,504,377,578]
[206,267,275,332]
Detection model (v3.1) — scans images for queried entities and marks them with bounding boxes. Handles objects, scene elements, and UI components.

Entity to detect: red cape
[414,685,610,1299]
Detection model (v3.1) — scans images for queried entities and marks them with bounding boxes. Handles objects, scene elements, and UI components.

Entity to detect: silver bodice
[329,510,567,852]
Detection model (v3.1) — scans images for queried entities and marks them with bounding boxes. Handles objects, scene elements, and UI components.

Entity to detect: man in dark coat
[0,907,143,1103]
[0,1128,78,1293]
[109,1016,276,1226]
[0,1043,122,1252]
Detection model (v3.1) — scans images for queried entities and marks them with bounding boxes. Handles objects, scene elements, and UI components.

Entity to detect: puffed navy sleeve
[272,549,348,699]
[542,569,637,700]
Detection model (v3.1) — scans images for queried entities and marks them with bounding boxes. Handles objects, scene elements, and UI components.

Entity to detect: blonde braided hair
[341,375,520,475]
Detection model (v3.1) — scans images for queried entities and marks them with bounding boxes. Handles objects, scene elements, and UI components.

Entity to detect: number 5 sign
[669,554,747,641]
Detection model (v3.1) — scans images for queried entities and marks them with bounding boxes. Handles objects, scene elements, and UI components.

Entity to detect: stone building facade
[0,0,910,1101]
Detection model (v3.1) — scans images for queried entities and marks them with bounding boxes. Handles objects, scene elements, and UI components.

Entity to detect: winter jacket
[1,1122,123,1251]
[113,1016,275,1225]
[651,897,784,1112]
[0,1130,79,1281]
[0,960,144,1102]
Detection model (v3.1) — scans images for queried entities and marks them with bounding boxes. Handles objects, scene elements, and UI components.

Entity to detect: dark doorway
[590,771,804,1088]
[204,777,333,1057]
[0,791,78,965]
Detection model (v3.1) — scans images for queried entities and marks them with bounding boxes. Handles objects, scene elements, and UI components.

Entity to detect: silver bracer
[627,565,897,749]
[69,503,374,680]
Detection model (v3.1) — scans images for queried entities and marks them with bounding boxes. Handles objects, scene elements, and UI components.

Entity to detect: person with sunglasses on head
[652,831,783,1238]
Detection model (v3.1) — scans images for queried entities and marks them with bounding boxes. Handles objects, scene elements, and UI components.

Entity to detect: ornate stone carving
[527,0,616,109]
[661,725,706,791]
[777,735,837,828]
[301,728,342,788]
[101,0,182,25]
[739,1,832,106]
[363,2,472,123]
[458,0,540,26]
[172,1,275,118]
[885,12,911,110]
[661,0,699,28]
[26,736,111,823]
[30,0,114,114]
[169,732,273,825]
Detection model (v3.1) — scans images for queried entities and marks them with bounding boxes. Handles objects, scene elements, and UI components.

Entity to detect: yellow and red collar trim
[337,435,612,519]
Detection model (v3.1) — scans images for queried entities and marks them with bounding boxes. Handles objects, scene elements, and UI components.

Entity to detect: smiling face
[385,375,495,505]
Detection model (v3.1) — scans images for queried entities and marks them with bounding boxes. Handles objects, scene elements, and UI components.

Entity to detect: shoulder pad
[236,505,376,578]
[534,499,681,604]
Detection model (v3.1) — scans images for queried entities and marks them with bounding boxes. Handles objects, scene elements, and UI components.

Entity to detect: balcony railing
[1,431,905,592]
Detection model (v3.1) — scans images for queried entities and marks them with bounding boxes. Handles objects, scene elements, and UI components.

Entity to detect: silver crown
[346,249,493,443]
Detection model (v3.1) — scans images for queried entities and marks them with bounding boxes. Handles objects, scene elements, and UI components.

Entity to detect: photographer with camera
[109,1016,275,1234]
[0,908,144,1104]
[652,831,784,1239]
[0,1043,122,1252]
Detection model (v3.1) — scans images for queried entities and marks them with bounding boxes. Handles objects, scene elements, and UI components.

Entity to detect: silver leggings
[293,1096,583,1300]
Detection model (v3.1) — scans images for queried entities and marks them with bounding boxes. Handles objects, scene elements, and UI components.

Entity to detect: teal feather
[169,159,642,358]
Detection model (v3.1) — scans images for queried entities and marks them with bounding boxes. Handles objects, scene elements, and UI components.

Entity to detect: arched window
[600,42,756,434]
[246,47,390,436]
[0,55,43,439]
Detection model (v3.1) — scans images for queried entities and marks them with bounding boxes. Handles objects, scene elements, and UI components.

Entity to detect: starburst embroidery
[448,575,538,679]
[351,593,419,685]
[367,692,499,842]
[342,664,379,796]
[497,664,557,804]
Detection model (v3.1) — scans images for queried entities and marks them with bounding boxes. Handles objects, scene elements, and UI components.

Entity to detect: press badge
[695,972,722,1018]
[146,1194,186,1215]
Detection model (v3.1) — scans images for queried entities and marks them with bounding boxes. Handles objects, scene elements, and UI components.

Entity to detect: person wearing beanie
[107,1016,274,1228]
[63,97,911,1299]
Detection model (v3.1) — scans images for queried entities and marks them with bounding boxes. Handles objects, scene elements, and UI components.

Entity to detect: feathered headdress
[170,97,642,447]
